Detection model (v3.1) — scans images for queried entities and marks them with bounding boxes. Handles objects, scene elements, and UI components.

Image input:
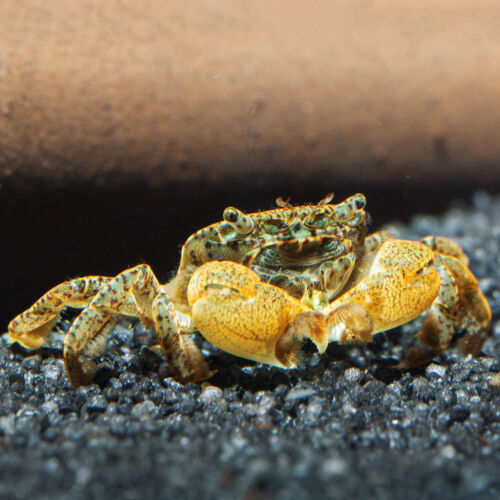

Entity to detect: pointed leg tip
[397,346,443,368]
[65,349,97,388]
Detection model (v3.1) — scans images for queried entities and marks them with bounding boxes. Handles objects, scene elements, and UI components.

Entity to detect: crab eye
[223,207,254,235]
[333,194,366,221]
[223,207,239,223]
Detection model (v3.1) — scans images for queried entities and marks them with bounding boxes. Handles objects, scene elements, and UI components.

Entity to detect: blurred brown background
[2,1,500,326]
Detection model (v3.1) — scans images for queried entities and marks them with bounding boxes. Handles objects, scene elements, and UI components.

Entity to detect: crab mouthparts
[260,236,347,268]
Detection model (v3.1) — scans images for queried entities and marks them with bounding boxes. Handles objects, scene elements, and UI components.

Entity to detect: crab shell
[169,193,368,312]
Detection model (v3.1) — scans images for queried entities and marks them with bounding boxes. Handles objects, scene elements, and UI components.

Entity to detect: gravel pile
[1,192,499,500]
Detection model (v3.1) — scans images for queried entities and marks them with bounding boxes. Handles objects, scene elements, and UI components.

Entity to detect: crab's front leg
[63,264,217,387]
[187,261,329,368]
[324,239,443,348]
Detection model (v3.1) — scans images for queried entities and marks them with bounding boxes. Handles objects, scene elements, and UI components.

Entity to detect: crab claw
[187,261,328,368]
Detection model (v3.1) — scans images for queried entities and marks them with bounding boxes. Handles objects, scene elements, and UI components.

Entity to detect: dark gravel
[2,192,500,500]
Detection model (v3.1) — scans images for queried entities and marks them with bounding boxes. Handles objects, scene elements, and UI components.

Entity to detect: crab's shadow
[5,324,430,394]
[203,330,427,392]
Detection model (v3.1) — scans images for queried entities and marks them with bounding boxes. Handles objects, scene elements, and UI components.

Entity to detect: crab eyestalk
[331,193,366,222]
[218,207,255,241]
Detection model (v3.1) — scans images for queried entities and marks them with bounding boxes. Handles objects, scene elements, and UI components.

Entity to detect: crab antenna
[275,196,292,209]
[317,193,334,206]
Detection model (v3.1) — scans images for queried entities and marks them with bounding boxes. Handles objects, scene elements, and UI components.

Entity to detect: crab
[8,193,491,388]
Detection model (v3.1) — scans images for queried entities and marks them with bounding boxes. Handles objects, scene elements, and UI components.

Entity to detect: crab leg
[419,235,491,355]
[434,253,491,355]
[9,276,114,349]
[58,264,213,388]
[151,293,215,383]
[398,256,459,366]
[420,235,469,265]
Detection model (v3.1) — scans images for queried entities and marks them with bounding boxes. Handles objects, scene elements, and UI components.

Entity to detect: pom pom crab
[8,193,491,388]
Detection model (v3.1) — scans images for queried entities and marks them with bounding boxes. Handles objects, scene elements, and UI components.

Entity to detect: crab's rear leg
[421,236,491,353]
[420,235,469,265]
[61,264,212,388]
[397,256,460,367]
[436,255,491,356]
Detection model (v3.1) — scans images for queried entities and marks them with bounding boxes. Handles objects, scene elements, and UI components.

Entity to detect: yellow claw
[325,240,442,343]
[187,261,328,367]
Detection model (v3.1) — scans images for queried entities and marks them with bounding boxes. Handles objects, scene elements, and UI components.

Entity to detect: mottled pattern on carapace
[177,193,367,306]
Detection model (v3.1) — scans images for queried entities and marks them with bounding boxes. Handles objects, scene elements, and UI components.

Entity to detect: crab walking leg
[9,276,113,349]
[62,264,208,388]
[152,293,213,382]
[187,261,329,368]
[420,235,469,266]
[420,236,491,354]
[325,240,442,344]
[63,266,154,387]
[398,257,459,367]
[438,254,492,355]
